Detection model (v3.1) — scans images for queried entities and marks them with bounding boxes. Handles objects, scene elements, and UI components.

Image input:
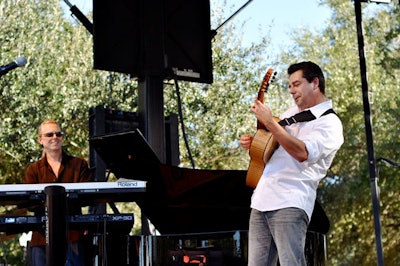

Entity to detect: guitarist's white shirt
[250,99,344,221]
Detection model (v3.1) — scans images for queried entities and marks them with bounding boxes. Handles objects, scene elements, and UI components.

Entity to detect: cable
[174,79,195,169]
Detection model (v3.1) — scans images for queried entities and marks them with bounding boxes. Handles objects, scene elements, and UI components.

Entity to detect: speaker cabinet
[93,0,142,76]
[93,0,213,84]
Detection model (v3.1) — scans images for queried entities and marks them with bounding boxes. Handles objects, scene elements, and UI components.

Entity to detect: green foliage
[0,235,26,265]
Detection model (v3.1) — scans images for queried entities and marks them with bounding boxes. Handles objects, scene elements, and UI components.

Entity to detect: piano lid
[89,129,160,180]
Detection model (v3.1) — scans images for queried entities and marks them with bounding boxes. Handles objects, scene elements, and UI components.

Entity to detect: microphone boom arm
[63,0,93,35]
[211,0,253,39]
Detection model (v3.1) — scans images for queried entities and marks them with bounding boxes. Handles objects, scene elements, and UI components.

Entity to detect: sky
[65,0,332,51]
[214,0,332,49]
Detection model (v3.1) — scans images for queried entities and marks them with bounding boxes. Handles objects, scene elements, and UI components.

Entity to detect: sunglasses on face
[41,132,64,138]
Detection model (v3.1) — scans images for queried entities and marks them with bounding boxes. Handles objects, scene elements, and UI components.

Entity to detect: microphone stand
[63,0,93,35]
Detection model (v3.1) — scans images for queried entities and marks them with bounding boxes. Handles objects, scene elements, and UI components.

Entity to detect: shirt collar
[305,99,333,118]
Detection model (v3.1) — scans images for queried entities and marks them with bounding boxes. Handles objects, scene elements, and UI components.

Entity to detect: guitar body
[246,117,280,188]
[245,68,278,188]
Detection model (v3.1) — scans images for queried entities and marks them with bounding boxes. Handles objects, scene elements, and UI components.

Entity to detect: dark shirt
[24,152,92,246]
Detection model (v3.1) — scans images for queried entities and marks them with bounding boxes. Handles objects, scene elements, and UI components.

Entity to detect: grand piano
[89,129,330,265]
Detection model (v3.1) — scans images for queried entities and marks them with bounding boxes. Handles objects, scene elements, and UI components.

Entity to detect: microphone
[0,56,27,77]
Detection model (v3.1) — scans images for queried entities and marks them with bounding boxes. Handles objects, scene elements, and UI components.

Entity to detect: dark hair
[287,61,325,94]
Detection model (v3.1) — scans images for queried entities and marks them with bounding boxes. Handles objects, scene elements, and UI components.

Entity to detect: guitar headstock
[256,68,277,130]
[258,68,277,102]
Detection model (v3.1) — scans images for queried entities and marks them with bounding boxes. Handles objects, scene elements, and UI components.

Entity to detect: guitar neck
[257,120,265,130]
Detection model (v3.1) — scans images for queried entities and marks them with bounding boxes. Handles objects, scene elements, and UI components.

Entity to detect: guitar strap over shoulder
[278,108,336,127]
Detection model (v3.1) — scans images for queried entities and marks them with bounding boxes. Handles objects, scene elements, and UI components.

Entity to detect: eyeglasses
[41,132,64,138]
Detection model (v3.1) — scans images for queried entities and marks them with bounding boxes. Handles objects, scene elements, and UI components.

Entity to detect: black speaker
[163,0,213,84]
[93,0,143,76]
[93,0,213,84]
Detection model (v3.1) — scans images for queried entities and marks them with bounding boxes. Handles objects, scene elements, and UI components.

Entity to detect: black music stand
[89,129,160,181]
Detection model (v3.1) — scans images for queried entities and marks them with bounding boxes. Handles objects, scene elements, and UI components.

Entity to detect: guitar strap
[278,108,336,126]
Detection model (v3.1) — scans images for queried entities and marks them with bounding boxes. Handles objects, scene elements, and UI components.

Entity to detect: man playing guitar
[240,61,343,266]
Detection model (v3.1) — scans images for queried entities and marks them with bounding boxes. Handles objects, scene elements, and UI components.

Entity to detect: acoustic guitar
[246,68,279,188]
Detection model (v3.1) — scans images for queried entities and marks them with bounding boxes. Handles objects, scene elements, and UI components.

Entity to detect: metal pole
[45,185,67,266]
[354,1,384,265]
